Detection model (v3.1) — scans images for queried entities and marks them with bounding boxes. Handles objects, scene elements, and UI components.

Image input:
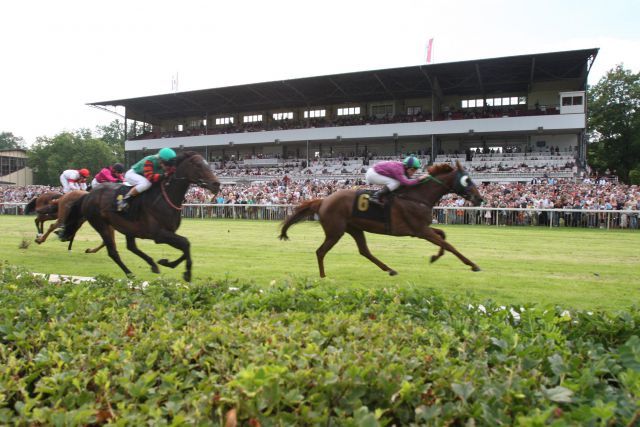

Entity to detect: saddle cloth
[352,190,392,231]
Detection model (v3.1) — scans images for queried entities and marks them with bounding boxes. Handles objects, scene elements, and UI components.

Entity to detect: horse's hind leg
[429,228,446,264]
[421,227,480,271]
[89,218,133,277]
[346,226,396,276]
[35,217,43,236]
[126,235,160,274]
[85,225,111,253]
[315,219,347,278]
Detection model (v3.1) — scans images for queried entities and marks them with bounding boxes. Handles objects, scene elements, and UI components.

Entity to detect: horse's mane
[175,151,199,165]
[427,163,454,176]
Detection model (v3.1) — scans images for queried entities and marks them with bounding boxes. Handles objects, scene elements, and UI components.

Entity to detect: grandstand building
[91,48,598,183]
[0,149,32,186]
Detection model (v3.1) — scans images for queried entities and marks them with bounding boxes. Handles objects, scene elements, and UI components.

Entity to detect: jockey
[60,168,90,193]
[117,148,177,211]
[91,163,125,188]
[365,155,426,204]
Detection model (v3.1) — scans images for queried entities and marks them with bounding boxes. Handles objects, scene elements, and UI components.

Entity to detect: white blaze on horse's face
[460,175,470,188]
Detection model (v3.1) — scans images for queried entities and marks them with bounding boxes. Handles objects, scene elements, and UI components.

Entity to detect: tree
[96,119,125,160]
[587,64,640,183]
[28,131,118,185]
[0,132,25,150]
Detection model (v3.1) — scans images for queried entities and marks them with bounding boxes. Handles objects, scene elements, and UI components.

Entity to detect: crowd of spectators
[3,177,638,214]
[132,105,557,141]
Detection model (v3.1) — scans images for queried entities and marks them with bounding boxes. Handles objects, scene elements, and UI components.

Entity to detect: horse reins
[161,180,183,211]
[395,175,452,208]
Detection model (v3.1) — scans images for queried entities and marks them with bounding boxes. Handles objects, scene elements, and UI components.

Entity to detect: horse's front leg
[154,231,192,281]
[429,228,446,264]
[36,220,61,244]
[421,227,480,271]
[126,235,160,274]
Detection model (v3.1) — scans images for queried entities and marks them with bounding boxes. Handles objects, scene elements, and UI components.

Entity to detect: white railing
[4,202,638,230]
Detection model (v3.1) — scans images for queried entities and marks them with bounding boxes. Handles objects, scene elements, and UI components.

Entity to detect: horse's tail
[25,198,37,214]
[58,195,87,242]
[279,199,323,240]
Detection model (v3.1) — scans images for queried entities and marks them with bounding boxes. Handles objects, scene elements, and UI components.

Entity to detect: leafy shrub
[0,265,638,425]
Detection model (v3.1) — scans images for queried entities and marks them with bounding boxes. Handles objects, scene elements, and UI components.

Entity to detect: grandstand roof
[90,48,598,123]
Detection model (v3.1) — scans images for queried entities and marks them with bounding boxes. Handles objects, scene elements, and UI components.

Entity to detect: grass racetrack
[2,216,638,311]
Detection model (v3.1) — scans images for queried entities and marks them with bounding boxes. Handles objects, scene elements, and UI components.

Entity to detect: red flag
[426,38,434,64]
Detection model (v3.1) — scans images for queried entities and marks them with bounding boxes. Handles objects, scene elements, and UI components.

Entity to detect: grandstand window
[484,96,526,107]
[243,114,263,123]
[407,106,422,115]
[371,104,393,116]
[273,112,293,120]
[562,96,584,106]
[176,124,183,132]
[215,117,234,125]
[461,99,484,109]
[304,109,326,118]
[337,106,361,116]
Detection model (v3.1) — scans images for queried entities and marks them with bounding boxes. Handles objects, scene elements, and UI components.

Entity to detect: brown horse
[279,161,484,277]
[25,191,62,236]
[31,190,106,253]
[58,152,220,281]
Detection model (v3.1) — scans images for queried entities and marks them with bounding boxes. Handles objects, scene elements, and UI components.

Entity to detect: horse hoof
[183,272,191,282]
[151,265,160,274]
[157,259,170,267]
[388,269,398,276]
[472,266,481,272]
[430,255,437,264]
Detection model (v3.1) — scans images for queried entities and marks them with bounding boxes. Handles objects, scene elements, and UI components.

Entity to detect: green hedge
[1,266,638,426]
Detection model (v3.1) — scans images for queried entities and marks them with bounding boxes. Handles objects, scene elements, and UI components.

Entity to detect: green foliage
[629,168,640,185]
[587,64,640,182]
[0,267,638,425]
[27,131,118,185]
[96,119,125,160]
[0,131,25,150]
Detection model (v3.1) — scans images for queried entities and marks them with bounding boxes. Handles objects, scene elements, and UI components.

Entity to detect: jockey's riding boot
[116,194,131,212]
[370,186,392,205]
[117,188,139,212]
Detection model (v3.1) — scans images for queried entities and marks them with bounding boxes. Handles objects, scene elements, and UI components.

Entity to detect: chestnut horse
[279,161,484,277]
[25,191,62,236]
[58,152,220,281]
[25,190,103,252]
[29,190,105,253]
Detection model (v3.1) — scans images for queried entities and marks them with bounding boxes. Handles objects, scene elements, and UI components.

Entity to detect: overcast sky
[1,0,639,146]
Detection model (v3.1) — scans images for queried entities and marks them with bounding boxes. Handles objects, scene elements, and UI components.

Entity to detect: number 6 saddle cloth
[352,190,393,232]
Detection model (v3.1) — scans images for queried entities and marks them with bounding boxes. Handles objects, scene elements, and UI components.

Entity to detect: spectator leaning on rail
[60,168,90,193]
[117,148,177,211]
[365,155,427,204]
[91,163,125,189]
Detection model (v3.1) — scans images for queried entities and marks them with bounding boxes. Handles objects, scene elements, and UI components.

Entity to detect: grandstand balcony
[124,113,585,153]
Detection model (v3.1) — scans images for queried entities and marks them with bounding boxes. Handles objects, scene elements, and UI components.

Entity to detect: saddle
[352,190,393,232]
[113,184,141,219]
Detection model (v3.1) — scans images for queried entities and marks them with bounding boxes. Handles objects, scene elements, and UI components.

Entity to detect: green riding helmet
[158,147,177,161]
[403,156,421,169]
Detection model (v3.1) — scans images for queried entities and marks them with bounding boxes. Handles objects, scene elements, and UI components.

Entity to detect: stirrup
[116,195,129,212]
[369,193,384,205]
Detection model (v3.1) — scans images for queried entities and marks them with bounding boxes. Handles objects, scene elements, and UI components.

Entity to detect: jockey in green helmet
[365,155,426,204]
[117,147,177,211]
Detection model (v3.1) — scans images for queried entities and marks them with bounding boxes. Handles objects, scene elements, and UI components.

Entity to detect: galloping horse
[279,161,484,277]
[25,190,103,252]
[25,191,62,236]
[59,152,220,281]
